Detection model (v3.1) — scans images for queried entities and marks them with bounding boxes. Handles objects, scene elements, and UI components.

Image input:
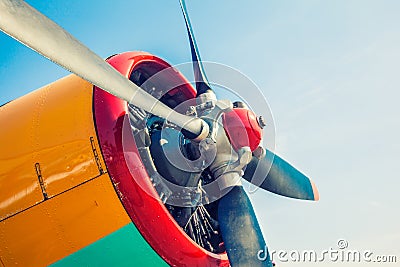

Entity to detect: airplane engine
[0,52,229,267]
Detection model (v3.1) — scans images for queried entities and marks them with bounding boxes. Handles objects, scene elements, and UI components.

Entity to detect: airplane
[0,0,319,266]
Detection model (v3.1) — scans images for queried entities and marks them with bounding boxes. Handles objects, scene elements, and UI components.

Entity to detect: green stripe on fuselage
[50,223,168,267]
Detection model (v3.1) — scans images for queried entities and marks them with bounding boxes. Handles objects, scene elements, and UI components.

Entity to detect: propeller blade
[218,186,273,267]
[244,149,319,201]
[0,0,208,140]
[179,0,213,96]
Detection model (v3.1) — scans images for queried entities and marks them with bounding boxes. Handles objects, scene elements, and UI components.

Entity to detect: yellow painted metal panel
[0,173,131,267]
[34,76,105,196]
[0,75,106,220]
[0,86,49,220]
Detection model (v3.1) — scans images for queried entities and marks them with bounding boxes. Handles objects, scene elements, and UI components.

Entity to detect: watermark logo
[258,239,397,264]
[337,239,349,250]
[122,61,277,207]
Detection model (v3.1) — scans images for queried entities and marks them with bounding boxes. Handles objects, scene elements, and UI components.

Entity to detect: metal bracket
[35,162,48,200]
[90,136,104,175]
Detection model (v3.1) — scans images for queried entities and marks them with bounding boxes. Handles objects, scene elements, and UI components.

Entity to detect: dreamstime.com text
[257,239,397,264]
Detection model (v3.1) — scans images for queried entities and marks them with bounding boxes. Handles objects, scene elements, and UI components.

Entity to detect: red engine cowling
[94,52,229,266]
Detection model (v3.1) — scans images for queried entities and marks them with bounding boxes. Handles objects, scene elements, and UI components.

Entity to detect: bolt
[257,115,267,128]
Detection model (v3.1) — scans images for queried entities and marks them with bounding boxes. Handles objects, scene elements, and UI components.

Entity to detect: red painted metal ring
[93,52,229,266]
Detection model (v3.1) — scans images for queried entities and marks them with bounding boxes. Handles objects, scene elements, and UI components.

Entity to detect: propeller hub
[222,107,263,152]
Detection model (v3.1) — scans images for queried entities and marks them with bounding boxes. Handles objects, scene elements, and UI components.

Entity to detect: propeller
[218,186,273,266]
[179,0,213,96]
[0,0,318,265]
[180,1,273,266]
[180,1,318,266]
[0,0,208,141]
[244,149,319,201]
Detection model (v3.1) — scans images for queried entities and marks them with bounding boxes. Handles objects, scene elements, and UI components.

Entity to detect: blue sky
[1,1,400,266]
